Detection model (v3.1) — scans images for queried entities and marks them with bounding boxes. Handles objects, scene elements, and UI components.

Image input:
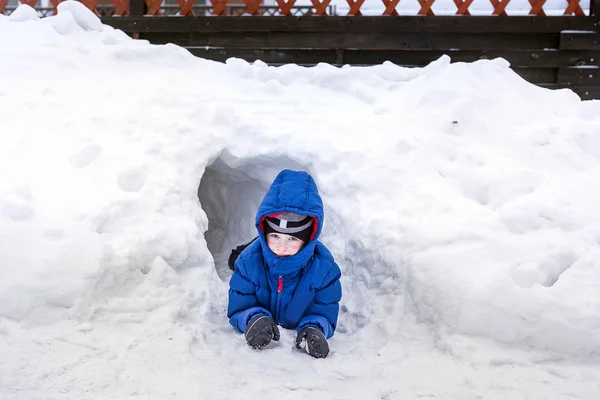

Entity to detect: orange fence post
[0,0,31,13]
[50,0,61,14]
[418,0,435,15]
[454,0,473,15]
[80,0,101,15]
[112,0,130,15]
[490,0,509,15]
[311,0,331,15]
[177,0,197,16]
[19,0,38,7]
[145,0,163,15]
[276,0,296,15]
[346,0,365,15]
[0,0,591,19]
[528,0,545,15]
[243,0,261,15]
[564,0,584,15]
[381,0,400,15]
[211,0,228,15]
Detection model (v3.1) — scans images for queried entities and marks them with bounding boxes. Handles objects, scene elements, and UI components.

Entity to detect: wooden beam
[538,84,600,100]
[560,32,600,50]
[101,16,598,34]
[129,0,145,17]
[187,48,600,68]
[592,0,600,22]
[557,66,600,85]
[511,67,557,83]
[140,31,560,50]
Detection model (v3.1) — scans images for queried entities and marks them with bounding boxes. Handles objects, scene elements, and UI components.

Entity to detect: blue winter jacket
[227,170,342,338]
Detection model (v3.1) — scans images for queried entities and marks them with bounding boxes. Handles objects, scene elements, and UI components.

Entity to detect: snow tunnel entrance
[198,153,307,281]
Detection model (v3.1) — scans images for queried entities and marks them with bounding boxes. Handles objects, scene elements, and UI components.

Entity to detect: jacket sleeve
[227,257,271,333]
[297,262,342,339]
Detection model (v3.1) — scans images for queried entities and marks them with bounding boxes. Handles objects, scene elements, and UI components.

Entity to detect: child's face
[266,232,304,257]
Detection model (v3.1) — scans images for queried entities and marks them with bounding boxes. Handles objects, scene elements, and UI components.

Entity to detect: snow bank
[1,4,600,398]
[57,0,104,32]
[8,4,39,22]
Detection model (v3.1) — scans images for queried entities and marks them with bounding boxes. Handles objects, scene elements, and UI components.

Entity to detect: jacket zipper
[275,275,283,324]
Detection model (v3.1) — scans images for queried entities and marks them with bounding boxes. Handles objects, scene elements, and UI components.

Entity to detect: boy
[227,169,342,358]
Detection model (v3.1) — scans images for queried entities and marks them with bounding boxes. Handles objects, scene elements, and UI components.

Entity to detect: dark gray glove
[295,326,329,358]
[245,315,280,349]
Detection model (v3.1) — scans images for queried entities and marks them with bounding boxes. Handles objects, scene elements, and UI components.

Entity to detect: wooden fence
[1,1,595,17]
[2,0,600,99]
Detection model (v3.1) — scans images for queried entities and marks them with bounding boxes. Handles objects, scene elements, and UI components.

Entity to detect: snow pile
[8,4,39,22]
[1,3,600,399]
[56,1,104,31]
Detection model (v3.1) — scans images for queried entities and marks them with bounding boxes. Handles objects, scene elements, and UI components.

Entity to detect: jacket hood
[255,169,324,276]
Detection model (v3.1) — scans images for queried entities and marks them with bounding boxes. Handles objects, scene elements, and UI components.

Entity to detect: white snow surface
[1,2,600,399]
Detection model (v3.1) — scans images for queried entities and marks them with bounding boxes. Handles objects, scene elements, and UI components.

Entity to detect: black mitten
[245,315,280,349]
[295,326,329,358]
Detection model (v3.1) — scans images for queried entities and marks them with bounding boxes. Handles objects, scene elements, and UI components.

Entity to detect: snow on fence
[0,0,596,16]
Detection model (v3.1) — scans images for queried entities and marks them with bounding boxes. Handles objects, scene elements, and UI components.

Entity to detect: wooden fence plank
[382,0,400,16]
[491,0,510,16]
[529,0,546,16]
[95,14,600,100]
[141,31,560,50]
[100,16,598,34]
[564,0,585,16]
[455,0,474,15]
[129,0,145,17]
[186,48,600,68]
[557,67,600,84]
[512,67,557,83]
[347,0,365,15]
[276,0,297,15]
[560,32,600,49]
[538,84,600,99]
[418,0,436,16]
[592,0,600,22]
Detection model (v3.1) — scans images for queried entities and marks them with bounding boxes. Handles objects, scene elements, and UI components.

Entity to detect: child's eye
[288,237,298,242]
[269,234,279,239]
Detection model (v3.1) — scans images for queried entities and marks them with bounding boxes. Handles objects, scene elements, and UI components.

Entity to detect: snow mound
[8,5,39,22]
[57,0,104,32]
[1,15,599,358]
[1,11,600,399]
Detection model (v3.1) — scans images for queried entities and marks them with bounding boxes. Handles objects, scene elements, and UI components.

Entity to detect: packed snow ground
[1,2,600,399]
